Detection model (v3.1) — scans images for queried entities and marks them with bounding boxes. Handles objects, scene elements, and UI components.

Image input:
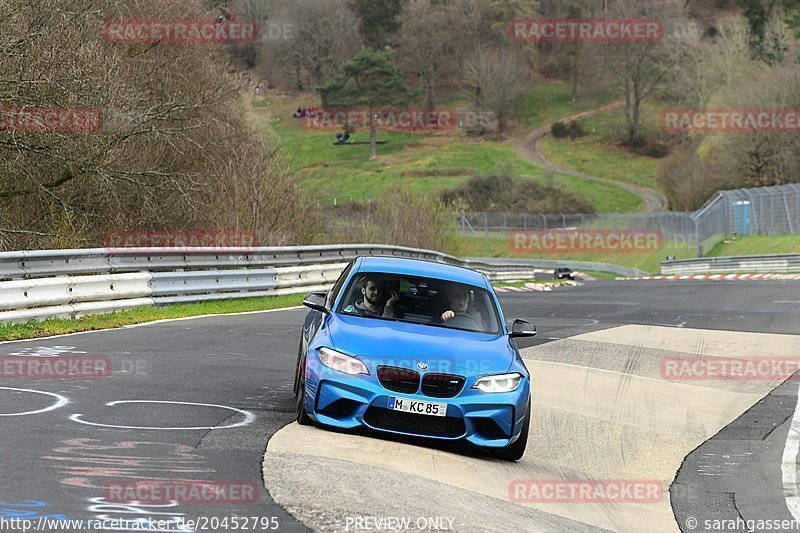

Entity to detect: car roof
[354,256,488,288]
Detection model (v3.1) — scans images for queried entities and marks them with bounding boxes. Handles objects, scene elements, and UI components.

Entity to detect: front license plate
[387,397,447,417]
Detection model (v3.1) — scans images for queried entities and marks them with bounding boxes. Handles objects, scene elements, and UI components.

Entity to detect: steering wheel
[444,313,481,330]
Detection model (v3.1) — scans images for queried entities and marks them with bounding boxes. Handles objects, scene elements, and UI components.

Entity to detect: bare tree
[664,17,751,107]
[0,0,314,250]
[464,47,529,133]
[262,0,362,91]
[605,0,689,144]
[706,64,800,188]
[396,0,458,113]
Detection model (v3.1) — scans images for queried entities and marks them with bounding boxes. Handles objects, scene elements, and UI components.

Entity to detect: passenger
[343,276,400,318]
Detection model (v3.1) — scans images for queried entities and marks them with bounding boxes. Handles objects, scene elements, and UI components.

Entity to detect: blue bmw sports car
[293,256,537,461]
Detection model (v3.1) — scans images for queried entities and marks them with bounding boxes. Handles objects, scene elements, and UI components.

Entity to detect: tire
[296,372,313,426]
[492,401,530,461]
[293,338,303,396]
[294,340,313,426]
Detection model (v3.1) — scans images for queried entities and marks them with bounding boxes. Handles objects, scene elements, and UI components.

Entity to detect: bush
[567,120,585,138]
[551,120,585,139]
[624,134,647,148]
[441,167,594,214]
[656,143,726,211]
[322,187,461,255]
[636,142,670,159]
[551,121,570,138]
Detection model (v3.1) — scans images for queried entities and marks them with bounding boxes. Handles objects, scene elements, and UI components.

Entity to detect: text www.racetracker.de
[0,516,280,531]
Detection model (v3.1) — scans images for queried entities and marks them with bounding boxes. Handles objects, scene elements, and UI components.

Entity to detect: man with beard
[343,276,400,318]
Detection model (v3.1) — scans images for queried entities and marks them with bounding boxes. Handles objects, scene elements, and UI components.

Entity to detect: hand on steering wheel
[443,312,481,329]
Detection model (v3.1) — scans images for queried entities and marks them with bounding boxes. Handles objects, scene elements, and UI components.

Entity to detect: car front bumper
[304,362,530,449]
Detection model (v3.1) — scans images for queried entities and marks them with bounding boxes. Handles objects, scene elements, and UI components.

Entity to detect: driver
[440,285,475,323]
[344,276,400,318]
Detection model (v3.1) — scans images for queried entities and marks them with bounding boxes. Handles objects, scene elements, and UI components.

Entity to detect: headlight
[318,347,369,376]
[473,372,523,393]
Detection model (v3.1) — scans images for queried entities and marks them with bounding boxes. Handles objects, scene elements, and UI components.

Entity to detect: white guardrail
[660,254,800,275]
[0,245,648,324]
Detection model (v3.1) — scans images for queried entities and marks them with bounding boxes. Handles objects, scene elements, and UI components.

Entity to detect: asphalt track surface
[1,280,799,532]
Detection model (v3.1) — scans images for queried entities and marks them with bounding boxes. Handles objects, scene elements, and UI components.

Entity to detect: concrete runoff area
[264,325,800,532]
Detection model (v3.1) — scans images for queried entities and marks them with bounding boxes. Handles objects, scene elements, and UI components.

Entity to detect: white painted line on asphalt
[0,387,70,416]
[782,387,800,522]
[69,399,256,430]
[120,306,305,329]
[0,306,305,346]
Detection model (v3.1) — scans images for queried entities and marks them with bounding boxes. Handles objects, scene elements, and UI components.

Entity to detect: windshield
[336,272,502,335]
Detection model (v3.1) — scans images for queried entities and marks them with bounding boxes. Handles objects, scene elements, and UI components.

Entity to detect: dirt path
[515,101,668,212]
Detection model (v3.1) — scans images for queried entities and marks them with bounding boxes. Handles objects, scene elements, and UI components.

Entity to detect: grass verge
[493,279,567,287]
[0,294,304,342]
[707,235,800,257]
[522,82,617,129]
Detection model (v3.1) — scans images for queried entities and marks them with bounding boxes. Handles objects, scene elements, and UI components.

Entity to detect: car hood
[327,314,513,375]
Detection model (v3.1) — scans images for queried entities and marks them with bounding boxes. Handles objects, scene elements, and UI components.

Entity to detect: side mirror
[303,292,329,314]
[509,319,537,338]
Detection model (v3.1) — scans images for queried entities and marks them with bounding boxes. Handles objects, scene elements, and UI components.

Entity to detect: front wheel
[492,401,530,461]
[293,338,303,396]
[295,343,313,426]
[296,373,313,426]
